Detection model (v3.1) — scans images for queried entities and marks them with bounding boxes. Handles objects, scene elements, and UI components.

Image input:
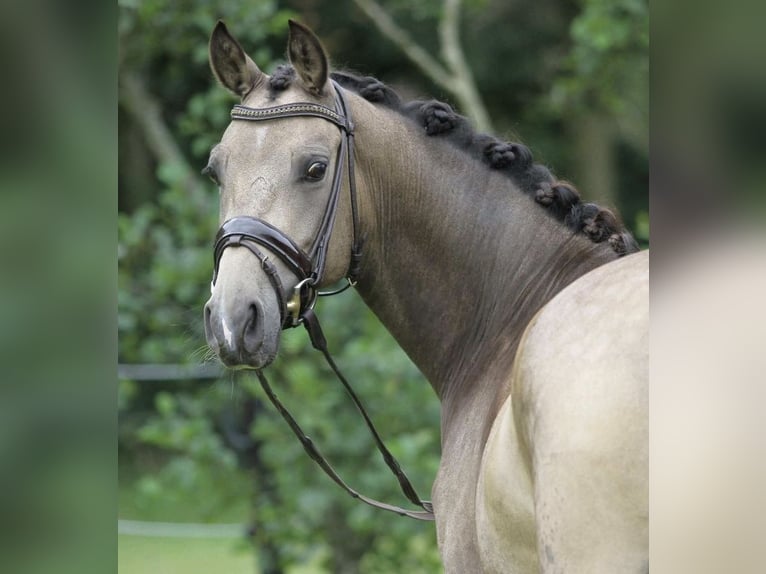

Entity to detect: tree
[352,0,492,131]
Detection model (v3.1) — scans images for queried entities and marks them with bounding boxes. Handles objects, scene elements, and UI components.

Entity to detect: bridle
[210,82,434,521]
[213,83,363,328]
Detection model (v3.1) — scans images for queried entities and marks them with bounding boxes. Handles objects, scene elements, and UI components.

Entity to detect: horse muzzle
[204,246,286,368]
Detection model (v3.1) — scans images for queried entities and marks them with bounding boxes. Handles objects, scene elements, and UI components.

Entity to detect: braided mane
[268,65,638,256]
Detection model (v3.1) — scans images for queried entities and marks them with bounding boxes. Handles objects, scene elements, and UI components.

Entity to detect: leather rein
[211,82,434,521]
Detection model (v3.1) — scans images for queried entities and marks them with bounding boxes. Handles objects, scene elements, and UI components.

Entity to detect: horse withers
[202,19,648,574]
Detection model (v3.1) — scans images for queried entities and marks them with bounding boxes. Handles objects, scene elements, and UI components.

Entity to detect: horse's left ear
[287,20,329,96]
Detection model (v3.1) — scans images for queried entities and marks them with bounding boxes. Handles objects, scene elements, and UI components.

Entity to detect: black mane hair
[269,67,639,256]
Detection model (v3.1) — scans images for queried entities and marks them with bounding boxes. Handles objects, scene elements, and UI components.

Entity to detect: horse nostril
[242,303,262,352]
[203,303,214,343]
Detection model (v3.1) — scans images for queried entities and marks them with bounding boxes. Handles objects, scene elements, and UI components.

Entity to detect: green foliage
[634,210,650,247]
[384,0,443,24]
[552,0,649,115]
[121,384,253,523]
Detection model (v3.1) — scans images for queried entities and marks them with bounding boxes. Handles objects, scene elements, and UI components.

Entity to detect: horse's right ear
[209,21,263,97]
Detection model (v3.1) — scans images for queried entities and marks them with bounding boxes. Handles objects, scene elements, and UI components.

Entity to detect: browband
[231,102,346,128]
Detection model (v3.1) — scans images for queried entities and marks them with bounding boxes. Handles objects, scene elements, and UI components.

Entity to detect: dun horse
[202,20,648,573]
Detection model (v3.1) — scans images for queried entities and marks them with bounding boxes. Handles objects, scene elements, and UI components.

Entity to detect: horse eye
[305,161,327,181]
[201,164,219,185]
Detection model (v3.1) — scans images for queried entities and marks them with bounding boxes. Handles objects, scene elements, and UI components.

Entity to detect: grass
[118,455,349,573]
[119,457,257,573]
[118,535,254,574]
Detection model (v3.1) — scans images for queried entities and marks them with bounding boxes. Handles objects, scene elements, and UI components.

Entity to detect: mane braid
[268,65,296,98]
[327,70,639,256]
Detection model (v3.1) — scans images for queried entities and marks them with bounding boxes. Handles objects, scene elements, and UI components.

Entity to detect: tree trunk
[118,70,208,209]
[570,111,616,208]
[351,0,492,132]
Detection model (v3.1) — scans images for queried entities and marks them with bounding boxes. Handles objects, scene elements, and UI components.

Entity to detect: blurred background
[117,0,647,572]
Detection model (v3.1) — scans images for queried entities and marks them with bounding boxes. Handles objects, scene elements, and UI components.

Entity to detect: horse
[202,19,648,574]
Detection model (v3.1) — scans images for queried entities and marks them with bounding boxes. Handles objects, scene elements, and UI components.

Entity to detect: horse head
[203,20,356,368]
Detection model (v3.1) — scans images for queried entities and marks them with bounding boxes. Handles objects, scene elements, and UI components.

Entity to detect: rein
[212,82,434,521]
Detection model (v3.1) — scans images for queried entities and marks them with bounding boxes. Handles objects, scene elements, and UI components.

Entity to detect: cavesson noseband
[211,82,434,521]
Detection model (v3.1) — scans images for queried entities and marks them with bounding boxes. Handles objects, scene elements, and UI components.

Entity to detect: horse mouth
[212,329,278,370]
[216,345,276,370]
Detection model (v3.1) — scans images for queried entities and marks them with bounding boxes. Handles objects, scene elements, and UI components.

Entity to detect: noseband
[212,82,363,328]
[210,82,434,521]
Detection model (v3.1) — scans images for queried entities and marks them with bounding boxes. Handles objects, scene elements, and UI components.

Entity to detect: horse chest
[433,392,539,573]
[475,395,540,573]
[432,436,484,572]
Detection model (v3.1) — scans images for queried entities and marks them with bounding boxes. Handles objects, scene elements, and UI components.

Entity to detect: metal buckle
[285,277,316,327]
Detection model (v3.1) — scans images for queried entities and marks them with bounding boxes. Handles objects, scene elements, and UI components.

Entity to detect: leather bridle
[213,83,363,328]
[210,82,434,521]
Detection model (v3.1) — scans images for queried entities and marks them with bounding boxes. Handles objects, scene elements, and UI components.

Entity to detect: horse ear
[209,21,263,97]
[287,20,329,96]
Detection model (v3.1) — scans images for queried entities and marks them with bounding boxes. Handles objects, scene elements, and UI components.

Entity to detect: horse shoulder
[509,249,649,572]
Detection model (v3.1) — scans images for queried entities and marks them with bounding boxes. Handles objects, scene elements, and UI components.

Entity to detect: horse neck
[349,97,617,426]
